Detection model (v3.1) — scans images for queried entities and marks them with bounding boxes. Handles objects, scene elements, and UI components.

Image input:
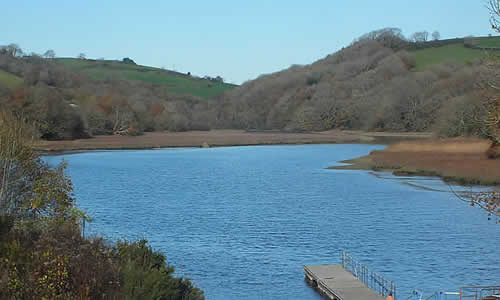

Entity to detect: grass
[392,167,500,186]
[475,36,500,48]
[56,58,236,99]
[372,138,500,186]
[411,43,489,71]
[0,70,23,89]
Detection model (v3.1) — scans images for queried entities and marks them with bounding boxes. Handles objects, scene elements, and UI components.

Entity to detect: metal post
[82,219,85,238]
[363,265,366,284]
[384,279,387,297]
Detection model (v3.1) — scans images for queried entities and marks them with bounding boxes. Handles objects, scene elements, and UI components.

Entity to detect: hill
[217,38,498,138]
[410,36,500,70]
[0,53,233,140]
[475,36,500,48]
[411,43,488,70]
[56,58,236,99]
[1,34,498,142]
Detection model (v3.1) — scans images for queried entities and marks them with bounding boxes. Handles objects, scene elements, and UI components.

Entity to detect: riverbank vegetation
[332,138,500,184]
[328,2,499,213]
[1,32,499,143]
[34,130,433,151]
[0,110,204,299]
[327,0,500,219]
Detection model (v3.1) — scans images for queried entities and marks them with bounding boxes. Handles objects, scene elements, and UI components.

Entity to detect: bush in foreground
[0,110,204,299]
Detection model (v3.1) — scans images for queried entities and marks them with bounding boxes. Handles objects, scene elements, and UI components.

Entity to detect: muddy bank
[34,130,431,152]
[330,138,500,185]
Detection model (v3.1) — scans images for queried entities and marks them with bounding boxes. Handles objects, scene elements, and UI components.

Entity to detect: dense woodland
[221,35,497,139]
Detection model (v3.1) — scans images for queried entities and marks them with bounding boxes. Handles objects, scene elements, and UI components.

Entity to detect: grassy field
[57,58,236,99]
[411,43,488,70]
[0,70,23,89]
[476,36,500,48]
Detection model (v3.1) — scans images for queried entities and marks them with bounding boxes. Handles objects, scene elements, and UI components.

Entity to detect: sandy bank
[34,130,431,152]
[330,138,500,185]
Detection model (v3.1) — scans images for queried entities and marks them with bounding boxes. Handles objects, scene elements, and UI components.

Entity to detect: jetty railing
[430,291,460,300]
[460,286,500,300]
[341,251,397,299]
[404,287,500,300]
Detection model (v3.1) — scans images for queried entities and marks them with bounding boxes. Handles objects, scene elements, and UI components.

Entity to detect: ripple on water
[44,145,500,300]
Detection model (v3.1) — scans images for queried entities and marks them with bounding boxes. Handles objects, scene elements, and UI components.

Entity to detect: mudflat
[35,129,431,151]
[331,137,500,185]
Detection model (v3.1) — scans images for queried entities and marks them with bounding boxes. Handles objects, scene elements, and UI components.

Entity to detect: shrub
[0,111,204,299]
[306,72,322,86]
[0,224,121,300]
[122,57,136,65]
[118,240,204,300]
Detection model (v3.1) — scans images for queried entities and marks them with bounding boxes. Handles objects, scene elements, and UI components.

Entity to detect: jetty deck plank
[304,265,385,300]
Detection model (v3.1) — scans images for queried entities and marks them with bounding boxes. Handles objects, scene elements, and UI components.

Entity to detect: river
[45,144,500,299]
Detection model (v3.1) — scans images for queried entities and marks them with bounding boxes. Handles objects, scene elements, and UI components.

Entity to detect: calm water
[45,144,500,300]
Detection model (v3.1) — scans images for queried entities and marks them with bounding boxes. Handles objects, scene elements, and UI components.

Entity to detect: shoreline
[35,129,432,152]
[329,137,500,186]
[37,130,500,186]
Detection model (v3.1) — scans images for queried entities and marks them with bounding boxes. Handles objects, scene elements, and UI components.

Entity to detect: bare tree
[431,30,441,41]
[2,44,23,57]
[482,59,500,159]
[452,189,500,221]
[355,27,408,50]
[410,31,429,43]
[356,27,405,41]
[453,0,500,222]
[43,49,56,59]
[488,0,500,32]
[96,94,134,135]
[422,31,429,41]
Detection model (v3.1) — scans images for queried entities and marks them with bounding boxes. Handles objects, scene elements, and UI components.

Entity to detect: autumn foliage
[150,102,165,117]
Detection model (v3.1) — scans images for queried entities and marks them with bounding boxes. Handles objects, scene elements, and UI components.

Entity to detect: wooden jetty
[305,253,500,300]
[304,264,386,300]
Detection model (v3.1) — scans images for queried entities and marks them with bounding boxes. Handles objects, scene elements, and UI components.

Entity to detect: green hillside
[410,36,500,71]
[411,44,487,71]
[57,58,236,99]
[0,70,23,88]
[476,36,500,48]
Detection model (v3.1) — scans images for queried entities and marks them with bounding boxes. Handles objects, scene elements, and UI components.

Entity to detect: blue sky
[1,0,497,84]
